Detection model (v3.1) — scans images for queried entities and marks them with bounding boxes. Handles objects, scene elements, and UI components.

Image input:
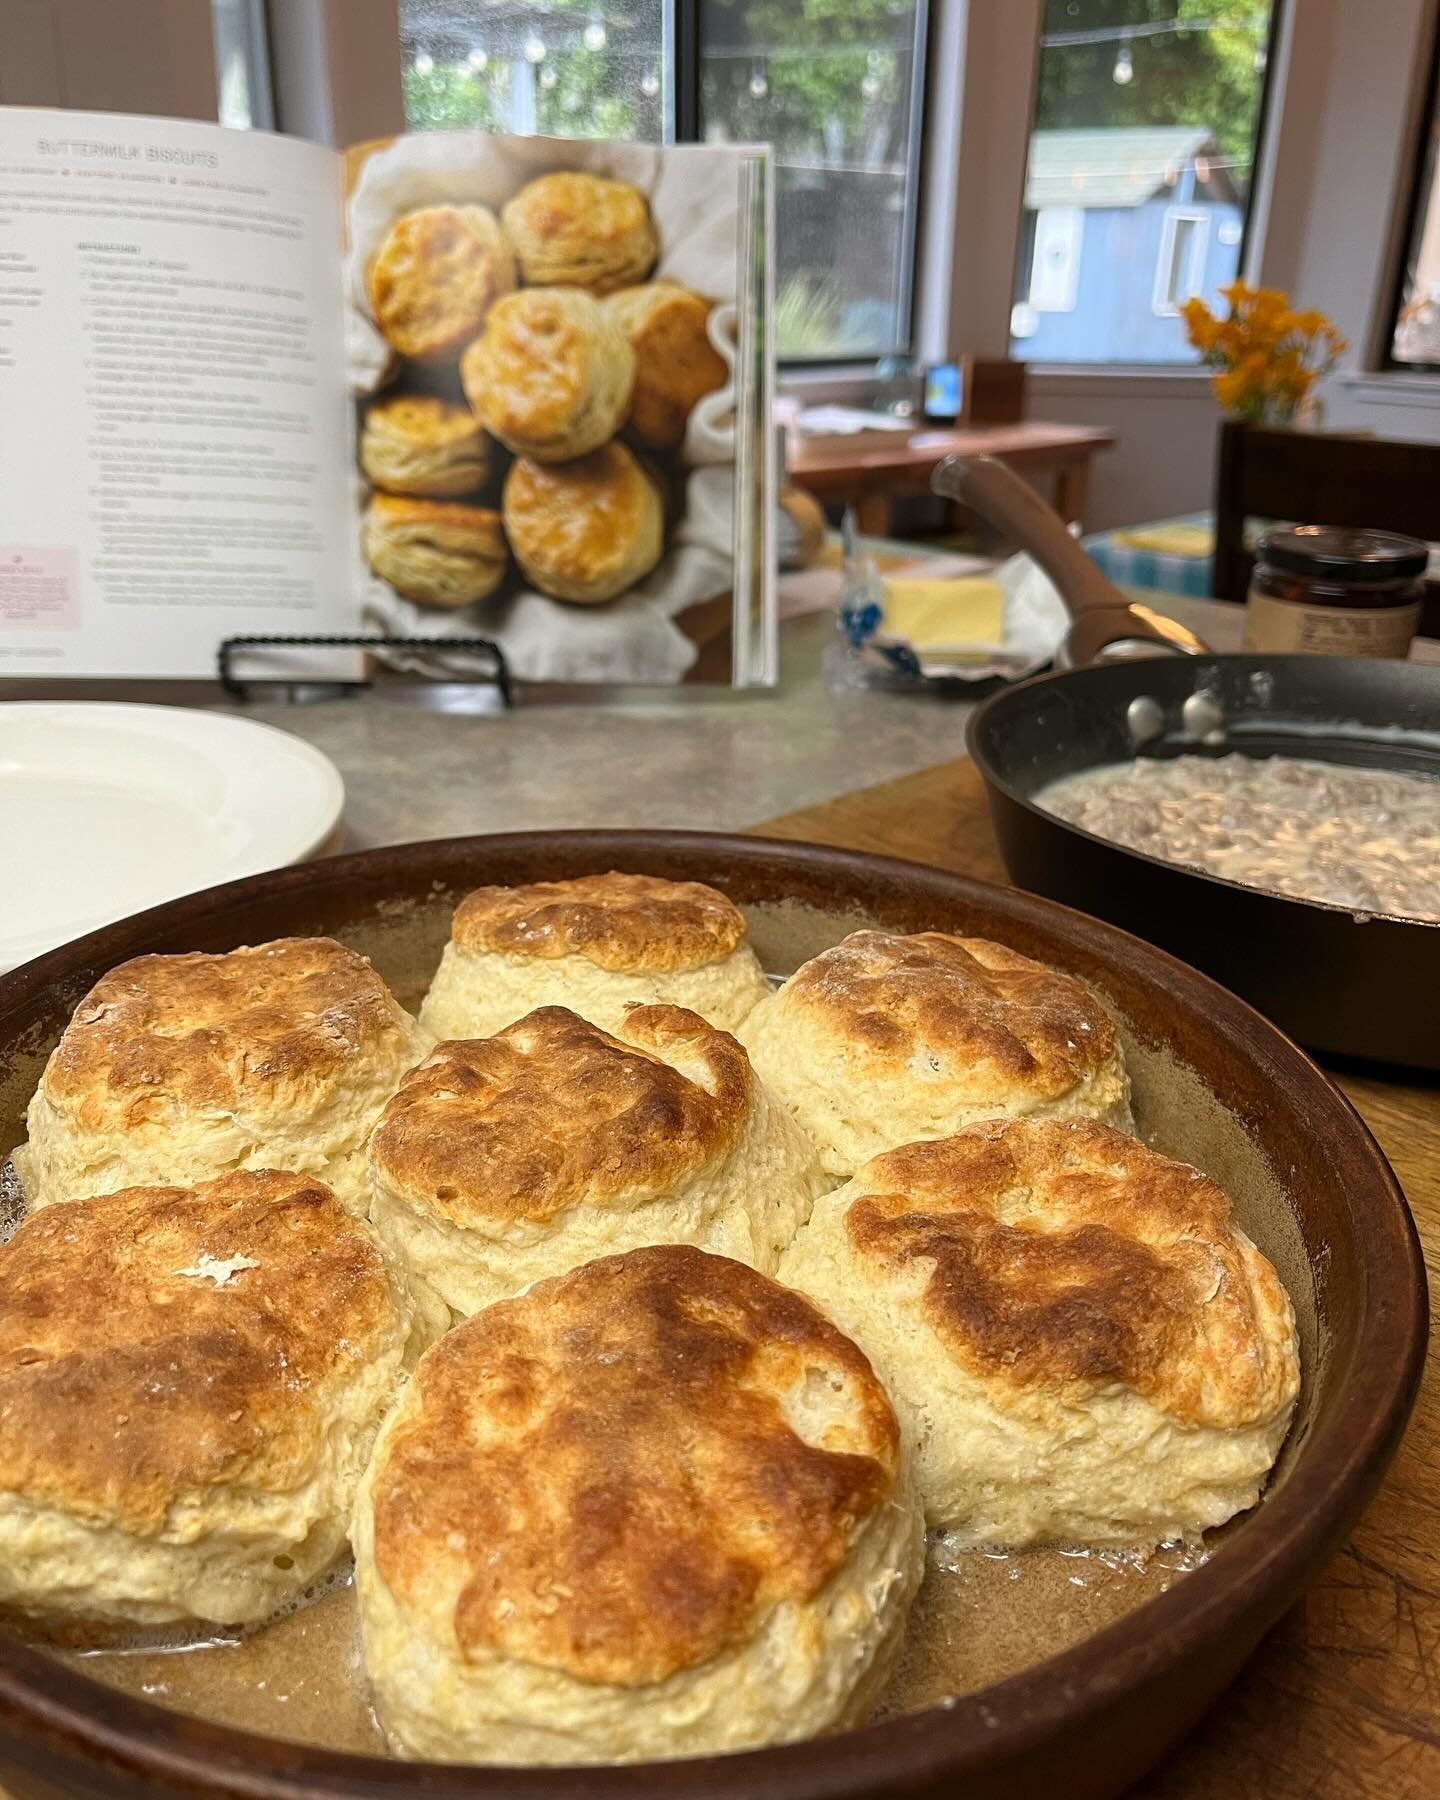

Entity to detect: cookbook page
[343,132,775,686]
[0,108,355,679]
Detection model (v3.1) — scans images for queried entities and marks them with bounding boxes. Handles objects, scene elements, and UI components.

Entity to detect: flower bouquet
[1182,282,1347,425]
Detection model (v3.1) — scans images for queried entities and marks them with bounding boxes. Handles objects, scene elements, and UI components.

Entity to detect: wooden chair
[1213,420,1440,635]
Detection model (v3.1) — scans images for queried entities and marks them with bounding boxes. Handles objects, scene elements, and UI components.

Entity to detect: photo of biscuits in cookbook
[345,136,776,685]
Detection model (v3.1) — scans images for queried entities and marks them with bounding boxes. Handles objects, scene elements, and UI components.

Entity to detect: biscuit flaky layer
[367,1006,823,1313]
[0,1171,417,1629]
[19,938,427,1216]
[605,281,729,451]
[740,929,1133,1175]
[461,288,634,464]
[355,1244,923,1763]
[502,443,663,604]
[501,171,657,294]
[360,394,491,499]
[452,871,747,970]
[779,1117,1301,1544]
[371,1005,749,1227]
[367,203,515,361]
[362,494,509,609]
[418,872,771,1041]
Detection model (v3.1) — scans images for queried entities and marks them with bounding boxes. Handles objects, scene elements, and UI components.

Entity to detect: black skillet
[934,456,1440,1070]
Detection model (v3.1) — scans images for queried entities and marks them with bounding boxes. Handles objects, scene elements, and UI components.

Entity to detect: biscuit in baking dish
[362,493,508,608]
[501,170,657,295]
[360,393,491,498]
[367,203,515,362]
[367,1004,823,1315]
[353,1243,922,1764]
[419,869,770,1040]
[778,1118,1301,1545]
[502,443,662,604]
[605,281,728,451]
[460,287,635,464]
[15,938,426,1218]
[0,1170,424,1632]
[739,930,1133,1177]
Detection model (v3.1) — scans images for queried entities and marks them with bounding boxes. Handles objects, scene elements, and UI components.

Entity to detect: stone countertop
[243,611,988,852]
[241,595,1263,852]
[13,594,1429,859]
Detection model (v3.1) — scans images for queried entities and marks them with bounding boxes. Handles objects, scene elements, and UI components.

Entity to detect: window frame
[1010,0,1287,371]
[388,0,934,370]
[1152,207,1210,318]
[1028,204,1084,314]
[690,0,932,368]
[1383,6,1440,372]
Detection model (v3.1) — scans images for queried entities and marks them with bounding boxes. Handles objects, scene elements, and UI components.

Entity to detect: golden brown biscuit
[503,443,662,604]
[459,287,634,464]
[362,493,508,608]
[16,938,426,1217]
[501,170,657,294]
[739,930,1133,1176]
[419,870,771,1038]
[367,203,515,362]
[367,1005,823,1312]
[605,281,728,450]
[353,1244,922,1762]
[360,393,491,498]
[779,1118,1301,1545]
[0,1170,423,1631]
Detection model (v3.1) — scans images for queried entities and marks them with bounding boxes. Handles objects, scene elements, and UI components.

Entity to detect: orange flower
[1188,281,1344,421]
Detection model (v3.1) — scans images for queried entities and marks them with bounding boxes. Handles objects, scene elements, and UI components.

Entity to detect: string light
[749,61,768,99]
[583,17,607,52]
[1112,43,1133,84]
[413,50,434,75]
[466,47,487,71]
[641,68,660,97]
[523,34,546,63]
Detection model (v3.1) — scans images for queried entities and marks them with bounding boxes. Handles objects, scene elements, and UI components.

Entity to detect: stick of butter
[881,577,1006,651]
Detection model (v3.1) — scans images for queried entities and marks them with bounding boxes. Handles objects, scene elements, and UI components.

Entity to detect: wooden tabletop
[756,757,1440,1800]
[787,419,1116,482]
[787,419,1116,535]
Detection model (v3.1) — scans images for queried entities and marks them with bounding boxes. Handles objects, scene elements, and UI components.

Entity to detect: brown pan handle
[932,453,1209,666]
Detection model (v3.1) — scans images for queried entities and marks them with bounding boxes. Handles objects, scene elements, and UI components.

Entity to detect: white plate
[0,703,344,973]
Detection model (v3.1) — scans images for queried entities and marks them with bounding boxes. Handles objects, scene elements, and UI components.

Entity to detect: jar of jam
[1245,525,1427,658]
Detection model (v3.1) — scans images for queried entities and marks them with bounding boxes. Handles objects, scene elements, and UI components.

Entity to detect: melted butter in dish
[1037,754,1440,922]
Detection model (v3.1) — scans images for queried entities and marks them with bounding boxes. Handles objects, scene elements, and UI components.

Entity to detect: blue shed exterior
[1011,127,1245,365]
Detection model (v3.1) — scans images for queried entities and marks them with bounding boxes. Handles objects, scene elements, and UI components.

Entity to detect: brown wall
[0,0,218,117]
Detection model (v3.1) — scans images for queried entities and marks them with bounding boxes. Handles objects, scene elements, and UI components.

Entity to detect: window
[1390,27,1440,366]
[1029,207,1084,312]
[397,1,928,363]
[1010,2,1279,366]
[399,1,669,143]
[697,1,927,361]
[1153,208,1208,314]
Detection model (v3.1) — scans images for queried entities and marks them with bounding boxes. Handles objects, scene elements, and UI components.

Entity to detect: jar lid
[1260,524,1429,584]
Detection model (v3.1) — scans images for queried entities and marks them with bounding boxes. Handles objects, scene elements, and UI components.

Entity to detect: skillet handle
[932,454,1210,665]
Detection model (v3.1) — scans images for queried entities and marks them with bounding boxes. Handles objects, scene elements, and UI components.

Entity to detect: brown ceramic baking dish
[0,830,1425,1800]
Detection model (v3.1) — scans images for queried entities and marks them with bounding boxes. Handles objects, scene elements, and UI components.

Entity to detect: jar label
[1243,588,1420,658]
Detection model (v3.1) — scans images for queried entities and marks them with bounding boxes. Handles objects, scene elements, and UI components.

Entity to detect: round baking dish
[0,831,1425,1800]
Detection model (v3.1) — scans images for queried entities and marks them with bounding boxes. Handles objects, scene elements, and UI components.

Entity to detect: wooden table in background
[788,420,1116,536]
[755,757,1440,1800]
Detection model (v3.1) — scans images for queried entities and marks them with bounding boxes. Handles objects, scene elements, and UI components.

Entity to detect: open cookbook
[0,107,775,686]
